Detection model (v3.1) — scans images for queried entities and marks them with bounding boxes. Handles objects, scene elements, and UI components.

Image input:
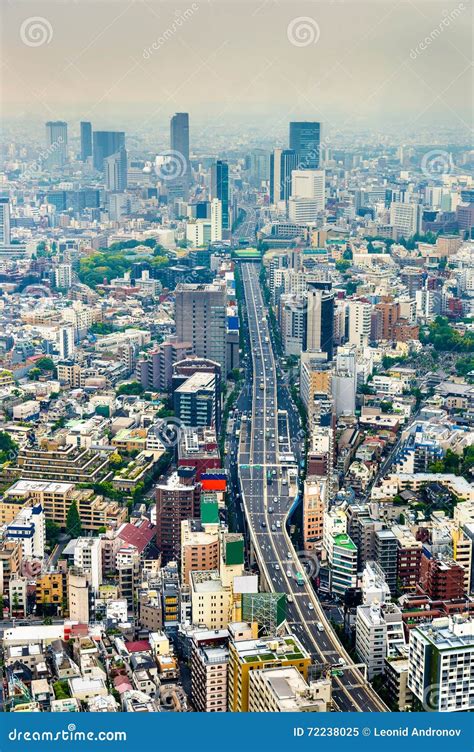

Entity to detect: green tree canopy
[66,500,82,538]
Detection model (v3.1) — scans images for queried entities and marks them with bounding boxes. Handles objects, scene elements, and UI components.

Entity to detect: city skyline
[1,0,471,135]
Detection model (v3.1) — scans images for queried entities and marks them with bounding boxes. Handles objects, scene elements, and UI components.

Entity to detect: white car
[308,603,314,611]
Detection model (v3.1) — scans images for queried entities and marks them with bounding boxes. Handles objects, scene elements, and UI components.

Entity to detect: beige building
[248,667,331,712]
[302,476,326,551]
[190,570,233,630]
[68,570,89,623]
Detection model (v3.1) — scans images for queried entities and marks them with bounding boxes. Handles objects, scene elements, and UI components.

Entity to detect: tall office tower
[210,198,223,242]
[92,131,125,171]
[170,112,190,175]
[174,281,228,374]
[248,148,270,186]
[289,121,321,169]
[211,160,229,230]
[80,121,92,161]
[347,300,372,348]
[104,147,128,191]
[58,326,75,360]
[304,282,334,360]
[269,149,298,203]
[45,121,68,168]
[0,197,11,246]
[390,201,421,238]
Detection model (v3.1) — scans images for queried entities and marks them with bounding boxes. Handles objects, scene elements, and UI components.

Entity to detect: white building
[291,169,325,209]
[390,201,421,238]
[347,301,372,348]
[5,503,45,559]
[54,263,72,289]
[186,219,211,248]
[58,325,75,360]
[408,616,474,712]
[288,197,320,223]
[210,198,222,242]
[74,537,103,594]
[356,602,405,679]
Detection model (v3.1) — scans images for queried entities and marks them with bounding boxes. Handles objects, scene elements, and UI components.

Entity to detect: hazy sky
[1,0,472,139]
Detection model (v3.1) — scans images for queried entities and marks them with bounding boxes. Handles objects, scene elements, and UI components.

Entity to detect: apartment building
[408,616,474,712]
[227,633,310,712]
[190,628,229,712]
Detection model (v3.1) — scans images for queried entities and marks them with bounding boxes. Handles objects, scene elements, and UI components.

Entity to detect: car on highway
[275,564,280,570]
[308,603,314,611]
[268,507,274,513]
[317,622,324,632]
[286,569,292,578]
[261,521,266,528]
[271,524,276,532]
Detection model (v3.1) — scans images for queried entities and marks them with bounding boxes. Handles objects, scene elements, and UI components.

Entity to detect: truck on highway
[295,572,304,586]
[260,381,264,390]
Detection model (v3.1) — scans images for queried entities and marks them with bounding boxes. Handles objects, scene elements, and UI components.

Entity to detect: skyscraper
[45,121,68,169]
[169,112,190,198]
[80,121,92,161]
[304,282,334,360]
[174,281,228,374]
[289,121,321,169]
[211,160,229,230]
[0,197,11,246]
[104,147,128,191]
[269,149,298,203]
[92,131,125,171]
[210,198,223,242]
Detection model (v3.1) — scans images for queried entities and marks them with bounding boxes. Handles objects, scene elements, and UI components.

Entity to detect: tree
[36,357,56,372]
[117,381,144,396]
[66,500,82,538]
[0,432,18,463]
[45,519,61,547]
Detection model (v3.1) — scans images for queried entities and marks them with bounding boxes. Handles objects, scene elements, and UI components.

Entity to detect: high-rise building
[270,149,298,203]
[291,169,325,204]
[211,160,229,230]
[170,112,190,179]
[45,121,68,168]
[408,616,474,712]
[191,628,229,712]
[80,121,92,161]
[0,197,11,246]
[289,121,321,169]
[155,468,199,562]
[347,300,372,348]
[104,147,128,191]
[304,282,334,360]
[92,131,125,171]
[136,339,192,392]
[174,281,228,374]
[390,201,421,238]
[58,326,75,360]
[210,198,223,242]
[247,148,270,186]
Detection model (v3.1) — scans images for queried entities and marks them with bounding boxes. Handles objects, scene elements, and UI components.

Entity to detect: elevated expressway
[236,261,387,712]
